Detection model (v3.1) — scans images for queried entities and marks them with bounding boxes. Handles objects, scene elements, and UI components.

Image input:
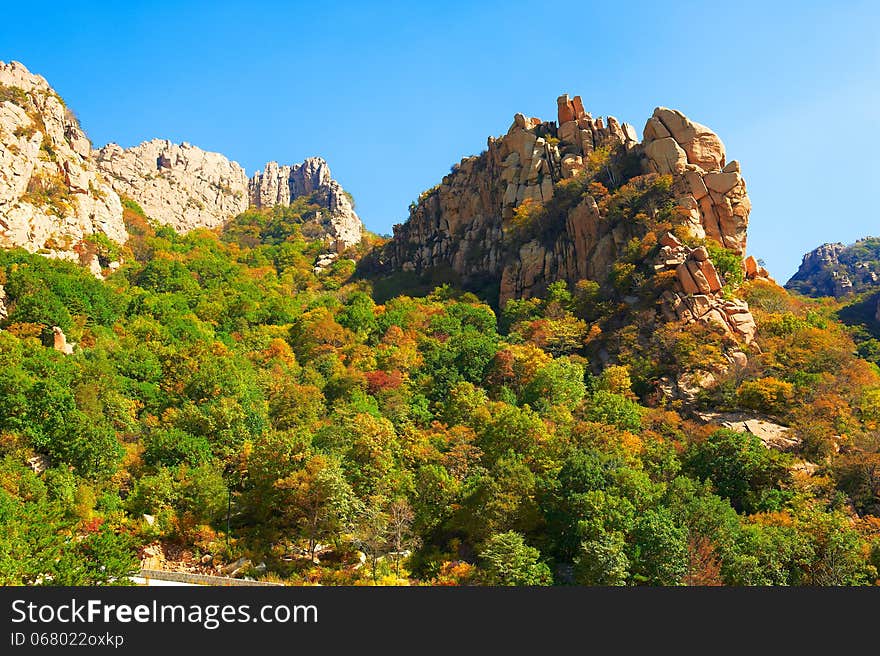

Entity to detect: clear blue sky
[2,0,877,281]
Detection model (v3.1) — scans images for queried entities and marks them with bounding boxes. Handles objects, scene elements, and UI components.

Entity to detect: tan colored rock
[691,246,709,262]
[677,262,701,294]
[684,169,709,200]
[698,259,723,292]
[643,117,671,141]
[701,308,729,331]
[387,94,754,332]
[672,196,705,241]
[696,412,800,451]
[687,259,715,294]
[745,255,759,278]
[95,139,249,233]
[722,160,741,173]
[644,138,688,175]
[651,107,725,171]
[704,171,741,195]
[561,153,584,178]
[0,61,126,265]
[559,120,580,145]
[726,311,756,343]
[52,326,74,355]
[688,294,713,317]
[557,94,577,124]
[248,157,363,248]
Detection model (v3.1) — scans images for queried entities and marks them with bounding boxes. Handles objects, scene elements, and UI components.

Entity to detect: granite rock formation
[786,240,880,298]
[642,107,750,254]
[0,61,363,265]
[383,94,756,344]
[657,234,756,343]
[248,157,363,249]
[94,140,250,233]
[0,61,125,268]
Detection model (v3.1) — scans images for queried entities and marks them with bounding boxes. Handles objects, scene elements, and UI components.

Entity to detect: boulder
[696,412,801,451]
[52,326,74,355]
[686,260,713,294]
[644,138,688,175]
[651,107,726,170]
[643,116,671,141]
[676,262,701,295]
[745,255,759,278]
[704,171,741,194]
[698,259,723,292]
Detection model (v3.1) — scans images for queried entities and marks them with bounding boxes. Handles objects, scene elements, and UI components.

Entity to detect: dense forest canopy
[1,186,880,587]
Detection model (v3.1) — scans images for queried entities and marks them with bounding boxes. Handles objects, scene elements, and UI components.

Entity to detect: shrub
[479,531,552,585]
[736,377,794,415]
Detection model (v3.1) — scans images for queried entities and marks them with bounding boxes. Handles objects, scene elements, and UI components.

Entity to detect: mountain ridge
[0,60,364,270]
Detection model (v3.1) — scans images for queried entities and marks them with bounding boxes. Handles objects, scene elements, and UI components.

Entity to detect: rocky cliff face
[658,235,756,343]
[386,98,750,283]
[94,140,250,233]
[642,107,750,254]
[248,157,363,249]
[0,61,363,265]
[95,145,363,249]
[384,96,638,299]
[786,240,880,298]
[0,61,125,271]
[381,95,760,344]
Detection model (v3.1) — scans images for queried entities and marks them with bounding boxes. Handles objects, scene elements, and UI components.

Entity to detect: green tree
[479,531,552,586]
[574,531,630,585]
[685,429,791,513]
[630,508,688,585]
[585,390,642,431]
[274,454,357,560]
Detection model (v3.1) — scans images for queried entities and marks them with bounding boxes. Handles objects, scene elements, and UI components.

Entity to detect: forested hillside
[2,192,879,586]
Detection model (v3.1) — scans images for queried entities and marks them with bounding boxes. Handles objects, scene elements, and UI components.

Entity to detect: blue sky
[2,0,877,280]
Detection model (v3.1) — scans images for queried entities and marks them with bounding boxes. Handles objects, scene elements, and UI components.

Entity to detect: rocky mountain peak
[0,61,364,270]
[248,156,362,249]
[380,93,760,345]
[0,60,125,273]
[786,240,880,298]
[94,139,250,233]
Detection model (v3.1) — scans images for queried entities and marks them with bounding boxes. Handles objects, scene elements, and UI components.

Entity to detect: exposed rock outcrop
[743,255,775,284]
[248,157,363,249]
[385,94,642,304]
[656,235,756,343]
[2,61,363,266]
[52,325,74,354]
[696,411,801,452]
[94,139,250,233]
[786,240,880,298]
[0,61,125,267]
[383,95,754,337]
[94,145,364,249]
[642,108,750,255]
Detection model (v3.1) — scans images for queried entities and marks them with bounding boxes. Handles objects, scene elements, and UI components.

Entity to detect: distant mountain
[786,239,880,298]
